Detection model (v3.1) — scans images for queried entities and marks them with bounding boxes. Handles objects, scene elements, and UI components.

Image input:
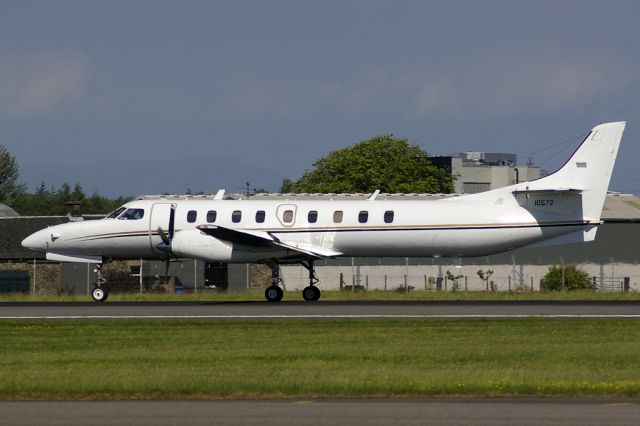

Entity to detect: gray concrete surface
[0,399,639,426]
[1,300,640,319]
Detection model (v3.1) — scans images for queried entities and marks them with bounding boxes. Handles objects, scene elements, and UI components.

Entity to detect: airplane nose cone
[22,230,48,252]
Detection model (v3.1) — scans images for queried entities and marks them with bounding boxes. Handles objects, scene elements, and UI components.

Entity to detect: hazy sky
[1,1,639,196]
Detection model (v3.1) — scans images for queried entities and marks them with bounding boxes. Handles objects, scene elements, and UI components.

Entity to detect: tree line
[0,146,128,216]
[11,182,130,216]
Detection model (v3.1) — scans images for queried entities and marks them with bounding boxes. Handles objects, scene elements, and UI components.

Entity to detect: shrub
[541,264,594,291]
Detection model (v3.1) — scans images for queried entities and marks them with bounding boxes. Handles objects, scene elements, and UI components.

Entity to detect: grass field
[2,289,640,303]
[1,318,639,399]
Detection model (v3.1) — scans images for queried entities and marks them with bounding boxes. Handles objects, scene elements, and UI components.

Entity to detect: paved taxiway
[1,399,639,426]
[1,300,639,318]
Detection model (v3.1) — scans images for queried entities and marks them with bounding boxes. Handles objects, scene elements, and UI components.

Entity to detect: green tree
[281,135,453,193]
[0,145,24,204]
[541,264,594,291]
[280,179,296,193]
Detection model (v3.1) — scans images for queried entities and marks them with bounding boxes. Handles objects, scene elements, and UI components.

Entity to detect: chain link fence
[0,259,637,296]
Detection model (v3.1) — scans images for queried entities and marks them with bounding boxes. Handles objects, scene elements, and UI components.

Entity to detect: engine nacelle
[171,229,284,263]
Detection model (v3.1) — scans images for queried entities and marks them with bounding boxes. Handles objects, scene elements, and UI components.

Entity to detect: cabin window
[232,210,242,223]
[106,207,126,219]
[119,208,145,220]
[333,210,343,223]
[187,210,197,223]
[206,210,217,223]
[358,210,368,223]
[384,210,394,223]
[283,210,294,223]
[308,210,318,223]
[256,210,266,223]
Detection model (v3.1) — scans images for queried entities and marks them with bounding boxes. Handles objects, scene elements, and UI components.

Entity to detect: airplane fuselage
[23,192,596,262]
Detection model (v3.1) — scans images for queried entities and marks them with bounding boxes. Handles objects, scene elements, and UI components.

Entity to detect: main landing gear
[264,260,321,303]
[91,264,109,303]
[264,262,284,302]
[300,260,321,302]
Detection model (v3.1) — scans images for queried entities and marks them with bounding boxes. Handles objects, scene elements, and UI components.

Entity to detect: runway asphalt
[1,399,639,426]
[1,300,639,318]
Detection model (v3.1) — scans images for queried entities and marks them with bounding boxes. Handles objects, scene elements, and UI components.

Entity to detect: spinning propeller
[156,205,176,285]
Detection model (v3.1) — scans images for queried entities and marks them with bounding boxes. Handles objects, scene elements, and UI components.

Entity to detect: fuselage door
[276,204,297,227]
[149,203,176,254]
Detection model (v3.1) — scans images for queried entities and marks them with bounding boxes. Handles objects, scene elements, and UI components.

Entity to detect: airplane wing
[196,225,343,259]
[197,225,274,247]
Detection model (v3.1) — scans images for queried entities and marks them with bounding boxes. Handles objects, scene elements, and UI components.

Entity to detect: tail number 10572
[534,199,554,207]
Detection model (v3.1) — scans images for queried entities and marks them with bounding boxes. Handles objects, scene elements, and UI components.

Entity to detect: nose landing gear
[91,264,109,302]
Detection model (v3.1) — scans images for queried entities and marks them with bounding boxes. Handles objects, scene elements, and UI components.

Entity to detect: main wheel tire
[265,286,283,302]
[302,286,321,302]
[91,287,108,303]
[312,286,321,301]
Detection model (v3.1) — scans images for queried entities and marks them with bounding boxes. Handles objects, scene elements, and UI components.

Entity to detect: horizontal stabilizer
[512,188,583,195]
[522,226,598,250]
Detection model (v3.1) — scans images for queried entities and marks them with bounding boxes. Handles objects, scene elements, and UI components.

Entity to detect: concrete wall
[280,262,636,292]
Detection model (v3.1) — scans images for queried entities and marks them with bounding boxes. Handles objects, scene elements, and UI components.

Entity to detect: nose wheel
[91,286,109,302]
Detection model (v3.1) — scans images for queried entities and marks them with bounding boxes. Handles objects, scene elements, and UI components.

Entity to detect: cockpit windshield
[118,208,145,220]
[105,207,126,219]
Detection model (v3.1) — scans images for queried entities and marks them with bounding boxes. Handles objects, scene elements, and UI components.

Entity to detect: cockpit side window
[118,208,145,220]
[106,207,126,219]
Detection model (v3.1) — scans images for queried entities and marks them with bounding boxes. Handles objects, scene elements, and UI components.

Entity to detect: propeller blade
[156,204,177,256]
[163,257,171,285]
[157,226,171,246]
[168,206,176,240]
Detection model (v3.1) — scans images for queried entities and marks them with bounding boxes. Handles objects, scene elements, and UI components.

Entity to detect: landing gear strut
[300,260,321,302]
[91,264,109,303]
[263,259,321,302]
[264,262,284,302]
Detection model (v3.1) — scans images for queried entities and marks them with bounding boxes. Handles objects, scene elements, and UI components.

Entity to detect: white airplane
[22,121,626,302]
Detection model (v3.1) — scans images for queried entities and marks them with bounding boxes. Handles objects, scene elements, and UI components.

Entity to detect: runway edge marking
[2,314,640,319]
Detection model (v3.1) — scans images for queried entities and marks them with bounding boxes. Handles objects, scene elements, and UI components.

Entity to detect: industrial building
[429,152,540,194]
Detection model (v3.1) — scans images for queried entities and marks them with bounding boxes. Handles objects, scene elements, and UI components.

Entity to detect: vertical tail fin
[525,121,626,220]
